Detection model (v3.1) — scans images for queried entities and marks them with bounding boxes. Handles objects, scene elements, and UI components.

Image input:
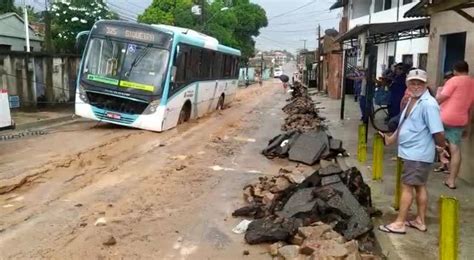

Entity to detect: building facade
[345,0,429,76]
[0,13,43,52]
[406,1,474,184]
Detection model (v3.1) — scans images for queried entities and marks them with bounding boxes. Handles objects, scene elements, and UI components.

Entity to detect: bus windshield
[82,37,170,97]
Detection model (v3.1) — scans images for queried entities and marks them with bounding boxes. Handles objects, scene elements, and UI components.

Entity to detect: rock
[74,203,83,207]
[243,250,250,256]
[285,173,306,184]
[298,224,332,240]
[318,164,343,177]
[300,245,315,255]
[276,188,315,218]
[269,242,287,256]
[323,231,345,244]
[263,192,276,205]
[288,132,328,165]
[94,217,107,226]
[232,204,262,218]
[176,165,186,171]
[360,254,382,260]
[347,252,362,260]
[271,177,291,193]
[291,234,304,245]
[278,245,300,259]
[245,218,293,245]
[243,186,254,203]
[253,184,265,197]
[102,235,116,246]
[344,240,359,254]
[305,240,348,259]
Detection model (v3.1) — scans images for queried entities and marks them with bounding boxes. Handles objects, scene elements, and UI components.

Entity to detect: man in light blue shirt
[378,69,448,235]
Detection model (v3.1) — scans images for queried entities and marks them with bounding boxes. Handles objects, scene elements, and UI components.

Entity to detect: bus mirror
[75,31,90,54]
[171,66,177,82]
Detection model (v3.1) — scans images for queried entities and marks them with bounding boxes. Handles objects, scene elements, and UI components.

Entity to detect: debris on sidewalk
[262,129,347,165]
[281,82,326,133]
[232,165,380,259]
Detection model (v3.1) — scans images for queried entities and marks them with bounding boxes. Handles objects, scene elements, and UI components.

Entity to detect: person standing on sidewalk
[436,61,474,189]
[378,69,448,234]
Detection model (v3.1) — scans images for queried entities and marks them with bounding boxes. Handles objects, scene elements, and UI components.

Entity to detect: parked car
[274,68,283,78]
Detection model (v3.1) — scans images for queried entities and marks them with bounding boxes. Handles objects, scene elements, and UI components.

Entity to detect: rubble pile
[282,82,325,132]
[262,130,346,165]
[233,166,380,259]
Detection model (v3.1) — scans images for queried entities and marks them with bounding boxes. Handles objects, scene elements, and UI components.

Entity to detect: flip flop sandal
[444,181,457,190]
[378,225,406,235]
[405,221,427,232]
[434,166,447,172]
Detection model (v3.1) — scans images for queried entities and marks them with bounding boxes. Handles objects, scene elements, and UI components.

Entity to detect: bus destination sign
[93,22,172,48]
[103,26,155,43]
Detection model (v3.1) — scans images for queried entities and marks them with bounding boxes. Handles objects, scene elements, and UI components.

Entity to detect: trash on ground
[232,219,253,234]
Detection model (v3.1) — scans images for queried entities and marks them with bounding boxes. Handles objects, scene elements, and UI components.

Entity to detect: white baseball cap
[406,69,427,82]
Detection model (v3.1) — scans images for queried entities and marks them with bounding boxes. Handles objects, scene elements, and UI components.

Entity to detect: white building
[334,0,429,77]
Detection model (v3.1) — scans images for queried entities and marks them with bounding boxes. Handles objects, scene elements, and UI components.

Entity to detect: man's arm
[436,94,449,104]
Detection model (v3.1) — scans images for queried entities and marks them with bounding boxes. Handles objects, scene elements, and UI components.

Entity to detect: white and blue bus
[75,20,241,132]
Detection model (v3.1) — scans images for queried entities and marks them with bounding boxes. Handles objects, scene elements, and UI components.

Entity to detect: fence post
[372,133,384,180]
[393,158,403,210]
[357,124,367,163]
[439,196,459,260]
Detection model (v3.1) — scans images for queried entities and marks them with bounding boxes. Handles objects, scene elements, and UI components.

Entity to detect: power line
[268,0,317,21]
[270,16,339,26]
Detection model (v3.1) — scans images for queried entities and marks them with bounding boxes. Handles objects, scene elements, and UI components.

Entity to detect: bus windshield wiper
[125,44,152,78]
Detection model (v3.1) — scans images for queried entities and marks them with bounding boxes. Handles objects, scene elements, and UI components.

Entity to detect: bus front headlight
[144,99,161,114]
[78,84,89,102]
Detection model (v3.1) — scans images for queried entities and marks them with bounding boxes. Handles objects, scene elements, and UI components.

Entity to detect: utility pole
[300,39,307,50]
[44,0,54,103]
[260,52,264,78]
[318,24,323,92]
[23,0,30,52]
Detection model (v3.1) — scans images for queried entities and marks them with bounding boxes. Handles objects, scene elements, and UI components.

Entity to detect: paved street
[0,64,300,259]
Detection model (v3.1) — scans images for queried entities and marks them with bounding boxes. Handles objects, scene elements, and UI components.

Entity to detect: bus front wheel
[178,103,191,125]
[217,95,225,110]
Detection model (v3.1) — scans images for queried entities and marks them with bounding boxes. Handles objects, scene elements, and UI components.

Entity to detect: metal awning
[335,18,430,44]
[404,0,474,23]
[329,0,348,10]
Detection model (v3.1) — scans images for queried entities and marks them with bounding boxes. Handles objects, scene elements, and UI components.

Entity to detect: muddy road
[0,74,305,259]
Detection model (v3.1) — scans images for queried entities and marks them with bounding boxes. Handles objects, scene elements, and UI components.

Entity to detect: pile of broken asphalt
[232,84,381,259]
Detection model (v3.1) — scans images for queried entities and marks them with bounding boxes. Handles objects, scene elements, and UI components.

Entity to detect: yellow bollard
[439,196,459,260]
[372,133,384,180]
[393,158,403,210]
[357,124,367,163]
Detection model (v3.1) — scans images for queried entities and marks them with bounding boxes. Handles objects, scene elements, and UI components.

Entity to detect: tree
[138,0,198,28]
[139,0,268,61]
[0,0,16,14]
[50,0,116,52]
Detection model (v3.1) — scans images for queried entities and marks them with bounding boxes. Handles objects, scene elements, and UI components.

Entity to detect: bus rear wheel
[178,103,191,125]
[217,95,225,110]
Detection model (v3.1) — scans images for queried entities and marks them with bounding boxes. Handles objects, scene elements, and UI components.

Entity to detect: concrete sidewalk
[6,107,75,132]
[316,94,473,259]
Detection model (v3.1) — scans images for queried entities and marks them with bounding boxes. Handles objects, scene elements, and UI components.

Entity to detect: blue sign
[9,95,20,108]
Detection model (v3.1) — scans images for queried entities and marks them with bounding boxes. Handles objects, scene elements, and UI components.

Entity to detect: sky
[22,0,341,55]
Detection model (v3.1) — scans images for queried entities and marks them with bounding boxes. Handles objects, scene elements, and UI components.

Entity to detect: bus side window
[175,50,187,85]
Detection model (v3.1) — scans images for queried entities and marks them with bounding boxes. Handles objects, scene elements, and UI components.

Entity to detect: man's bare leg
[387,184,413,231]
[446,143,461,188]
[414,185,428,228]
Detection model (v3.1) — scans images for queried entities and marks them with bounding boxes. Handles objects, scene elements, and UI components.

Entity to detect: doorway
[442,32,466,74]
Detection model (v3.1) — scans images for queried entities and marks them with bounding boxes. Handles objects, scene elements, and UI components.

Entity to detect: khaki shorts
[402,160,432,186]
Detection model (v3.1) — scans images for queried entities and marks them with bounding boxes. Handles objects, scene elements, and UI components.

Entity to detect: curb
[13,115,75,132]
